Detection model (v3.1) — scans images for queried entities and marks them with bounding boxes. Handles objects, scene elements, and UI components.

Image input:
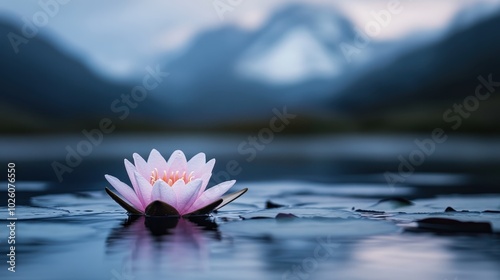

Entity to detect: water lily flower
[105,149,247,217]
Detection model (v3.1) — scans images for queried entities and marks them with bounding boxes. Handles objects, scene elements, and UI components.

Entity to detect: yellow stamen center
[150,168,195,186]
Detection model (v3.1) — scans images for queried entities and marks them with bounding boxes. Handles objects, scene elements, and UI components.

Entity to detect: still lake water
[1,134,499,280]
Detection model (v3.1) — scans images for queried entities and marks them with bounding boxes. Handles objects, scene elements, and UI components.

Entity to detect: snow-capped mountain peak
[235,4,354,85]
[237,26,344,84]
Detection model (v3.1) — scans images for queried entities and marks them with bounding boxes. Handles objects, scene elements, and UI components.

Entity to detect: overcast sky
[2,0,499,78]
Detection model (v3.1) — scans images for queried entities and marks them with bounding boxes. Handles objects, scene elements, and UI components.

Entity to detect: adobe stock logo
[7,0,71,54]
[282,235,339,280]
[51,65,169,182]
[209,106,296,185]
[212,0,245,21]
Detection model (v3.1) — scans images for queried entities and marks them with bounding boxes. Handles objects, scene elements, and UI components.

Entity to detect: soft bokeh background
[2,2,500,280]
[1,0,500,183]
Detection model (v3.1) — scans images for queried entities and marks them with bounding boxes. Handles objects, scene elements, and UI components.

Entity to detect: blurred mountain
[0,18,167,132]
[329,9,500,130]
[1,3,499,133]
[235,3,355,84]
[121,3,500,131]
[153,4,359,124]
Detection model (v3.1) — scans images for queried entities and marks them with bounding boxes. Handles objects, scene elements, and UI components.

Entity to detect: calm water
[1,135,500,280]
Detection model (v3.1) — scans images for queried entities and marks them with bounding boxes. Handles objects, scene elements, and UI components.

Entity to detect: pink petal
[172,179,203,215]
[133,171,154,207]
[200,159,215,177]
[147,149,168,172]
[191,159,215,187]
[196,172,212,198]
[187,180,235,213]
[167,150,187,174]
[151,180,177,208]
[124,159,141,196]
[105,174,143,211]
[187,152,206,174]
[189,157,214,198]
[133,153,151,180]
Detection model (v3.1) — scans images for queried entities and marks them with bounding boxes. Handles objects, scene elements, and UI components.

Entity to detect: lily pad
[0,205,69,220]
[402,217,493,234]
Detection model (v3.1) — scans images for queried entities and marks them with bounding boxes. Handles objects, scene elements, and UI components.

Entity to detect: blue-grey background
[1,1,500,280]
[1,0,500,183]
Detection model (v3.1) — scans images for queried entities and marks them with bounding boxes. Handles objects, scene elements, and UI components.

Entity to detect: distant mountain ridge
[0,17,169,132]
[151,4,364,124]
[329,9,500,115]
[1,3,499,133]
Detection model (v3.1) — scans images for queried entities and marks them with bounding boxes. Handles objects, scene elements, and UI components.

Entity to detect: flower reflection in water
[106,215,220,277]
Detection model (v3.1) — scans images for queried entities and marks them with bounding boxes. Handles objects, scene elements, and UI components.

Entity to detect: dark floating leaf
[105,188,142,215]
[145,200,180,217]
[445,206,457,212]
[214,188,248,211]
[373,197,414,208]
[444,207,470,213]
[354,209,385,214]
[108,187,246,217]
[408,217,493,234]
[275,213,298,219]
[0,206,70,220]
[243,216,273,220]
[266,200,285,209]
